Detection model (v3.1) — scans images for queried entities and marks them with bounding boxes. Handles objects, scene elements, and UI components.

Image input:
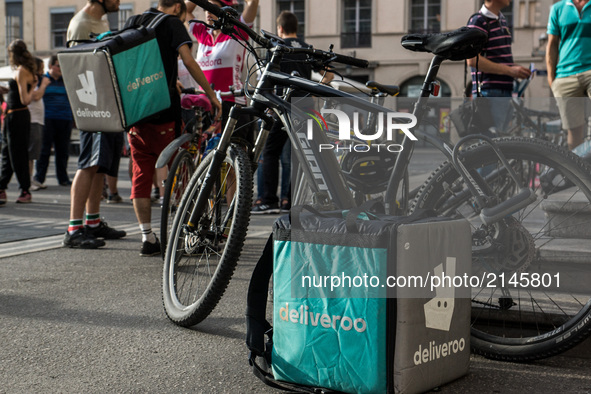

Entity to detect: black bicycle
[156,88,245,255]
[163,0,591,362]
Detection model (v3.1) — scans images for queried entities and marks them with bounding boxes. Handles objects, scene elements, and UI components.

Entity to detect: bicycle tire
[160,150,196,255]
[162,144,253,326]
[411,137,591,361]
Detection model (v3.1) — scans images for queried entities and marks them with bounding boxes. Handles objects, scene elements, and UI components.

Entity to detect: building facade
[1,0,158,64]
[2,0,554,98]
[258,0,554,99]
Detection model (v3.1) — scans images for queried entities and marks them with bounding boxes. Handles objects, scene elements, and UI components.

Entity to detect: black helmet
[340,148,395,194]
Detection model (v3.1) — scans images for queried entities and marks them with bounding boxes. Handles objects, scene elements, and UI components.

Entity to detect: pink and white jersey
[190,17,251,104]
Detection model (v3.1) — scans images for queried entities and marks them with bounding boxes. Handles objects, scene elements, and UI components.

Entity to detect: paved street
[0,148,590,393]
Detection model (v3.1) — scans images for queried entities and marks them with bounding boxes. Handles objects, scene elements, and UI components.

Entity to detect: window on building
[108,4,134,32]
[409,0,441,34]
[6,1,23,48]
[51,8,75,49]
[341,0,371,48]
[277,0,305,39]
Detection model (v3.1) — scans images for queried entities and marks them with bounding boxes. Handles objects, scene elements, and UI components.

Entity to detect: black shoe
[63,229,106,249]
[86,220,127,239]
[251,203,281,214]
[59,180,72,186]
[140,236,161,256]
[280,199,291,213]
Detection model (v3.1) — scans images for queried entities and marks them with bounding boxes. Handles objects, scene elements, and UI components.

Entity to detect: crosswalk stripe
[0,223,140,259]
[0,222,272,258]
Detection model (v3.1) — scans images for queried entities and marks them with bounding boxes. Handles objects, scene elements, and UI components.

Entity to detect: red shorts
[129,122,175,199]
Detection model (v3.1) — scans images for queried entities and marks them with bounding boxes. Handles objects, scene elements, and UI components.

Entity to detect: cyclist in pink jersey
[185,0,259,107]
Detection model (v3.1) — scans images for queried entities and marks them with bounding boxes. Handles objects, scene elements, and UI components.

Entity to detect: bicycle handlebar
[279,46,369,69]
[188,0,368,69]
[189,0,270,47]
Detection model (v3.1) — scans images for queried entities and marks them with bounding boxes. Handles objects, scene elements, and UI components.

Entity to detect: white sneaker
[30,180,46,191]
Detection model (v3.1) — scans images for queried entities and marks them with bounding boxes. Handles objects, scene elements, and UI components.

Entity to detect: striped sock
[140,223,156,243]
[85,213,101,228]
[68,219,84,234]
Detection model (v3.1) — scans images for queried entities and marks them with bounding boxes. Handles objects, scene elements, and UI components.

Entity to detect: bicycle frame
[185,11,531,227]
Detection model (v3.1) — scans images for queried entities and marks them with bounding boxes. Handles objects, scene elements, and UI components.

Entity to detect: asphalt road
[0,150,590,393]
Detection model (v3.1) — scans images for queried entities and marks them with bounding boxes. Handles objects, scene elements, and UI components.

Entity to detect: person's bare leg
[568,125,584,150]
[134,197,159,255]
[86,173,105,215]
[133,197,152,225]
[70,166,99,220]
[106,174,118,196]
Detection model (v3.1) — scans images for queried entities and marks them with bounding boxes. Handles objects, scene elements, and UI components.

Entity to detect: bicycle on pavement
[156,87,245,254]
[163,0,591,362]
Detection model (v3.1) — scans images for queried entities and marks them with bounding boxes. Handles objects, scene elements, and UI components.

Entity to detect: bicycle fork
[186,108,240,230]
[185,105,274,232]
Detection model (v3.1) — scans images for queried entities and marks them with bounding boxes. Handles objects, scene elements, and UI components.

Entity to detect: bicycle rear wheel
[411,137,591,361]
[162,144,252,326]
[160,150,196,255]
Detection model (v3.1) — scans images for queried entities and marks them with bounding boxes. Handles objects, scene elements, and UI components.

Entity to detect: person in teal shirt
[546,0,591,149]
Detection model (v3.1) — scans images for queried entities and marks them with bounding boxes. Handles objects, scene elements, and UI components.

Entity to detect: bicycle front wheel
[411,137,591,361]
[162,144,253,326]
[160,150,196,255]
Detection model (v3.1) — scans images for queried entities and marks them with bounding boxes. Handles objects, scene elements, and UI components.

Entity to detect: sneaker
[140,236,161,256]
[16,191,32,204]
[31,180,47,191]
[85,220,127,239]
[107,193,123,204]
[251,202,281,214]
[158,196,164,206]
[0,190,6,206]
[63,228,106,249]
[59,180,72,187]
[280,199,291,213]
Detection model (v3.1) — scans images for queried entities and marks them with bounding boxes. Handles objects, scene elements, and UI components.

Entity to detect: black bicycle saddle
[401,27,488,61]
[366,81,400,96]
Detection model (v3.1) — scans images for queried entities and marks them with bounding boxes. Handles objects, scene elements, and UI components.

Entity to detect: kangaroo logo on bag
[76,71,97,106]
[424,257,456,332]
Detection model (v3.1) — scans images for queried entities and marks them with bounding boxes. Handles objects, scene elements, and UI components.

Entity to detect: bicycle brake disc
[473,217,535,275]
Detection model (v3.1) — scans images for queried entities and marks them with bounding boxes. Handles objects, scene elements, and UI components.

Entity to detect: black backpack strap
[146,12,171,29]
[123,11,170,30]
[123,14,143,29]
[245,234,274,357]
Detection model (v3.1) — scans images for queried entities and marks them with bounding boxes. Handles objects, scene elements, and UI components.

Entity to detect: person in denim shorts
[62,0,127,249]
